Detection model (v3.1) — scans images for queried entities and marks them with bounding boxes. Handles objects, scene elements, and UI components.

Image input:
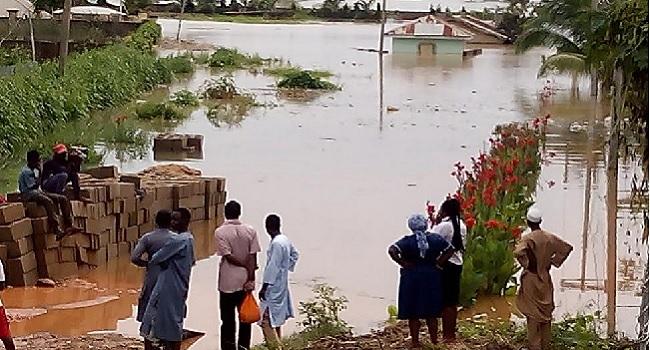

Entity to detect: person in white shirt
[432,198,467,342]
[0,260,15,350]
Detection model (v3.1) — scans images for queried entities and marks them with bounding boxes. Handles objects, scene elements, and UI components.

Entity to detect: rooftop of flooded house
[385,15,472,40]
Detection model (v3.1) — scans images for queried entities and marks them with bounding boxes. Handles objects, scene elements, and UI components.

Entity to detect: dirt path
[15,333,143,349]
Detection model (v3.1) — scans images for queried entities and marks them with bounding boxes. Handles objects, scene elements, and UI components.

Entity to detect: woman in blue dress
[388,214,454,348]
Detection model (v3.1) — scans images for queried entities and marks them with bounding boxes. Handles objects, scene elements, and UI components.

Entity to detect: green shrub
[277,70,338,90]
[265,66,333,79]
[135,102,183,120]
[170,89,199,106]
[208,47,264,69]
[299,284,350,333]
[202,77,240,99]
[161,54,194,74]
[0,46,30,66]
[124,20,162,52]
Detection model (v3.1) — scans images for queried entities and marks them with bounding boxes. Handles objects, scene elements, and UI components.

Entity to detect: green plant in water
[264,66,333,79]
[208,47,264,69]
[135,102,183,121]
[161,54,194,74]
[202,77,241,99]
[170,89,199,107]
[277,70,338,90]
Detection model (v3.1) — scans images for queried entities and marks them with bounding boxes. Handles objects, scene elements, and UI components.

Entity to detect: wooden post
[176,0,187,42]
[606,67,623,336]
[58,0,72,75]
[378,0,386,54]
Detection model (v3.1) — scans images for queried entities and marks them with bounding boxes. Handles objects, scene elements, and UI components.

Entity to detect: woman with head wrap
[388,214,454,348]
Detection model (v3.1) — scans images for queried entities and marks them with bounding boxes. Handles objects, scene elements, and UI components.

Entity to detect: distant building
[0,0,33,17]
[385,15,472,56]
[273,0,294,10]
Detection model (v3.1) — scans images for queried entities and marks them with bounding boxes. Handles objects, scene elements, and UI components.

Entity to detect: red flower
[465,216,476,229]
[511,227,522,239]
[485,219,503,229]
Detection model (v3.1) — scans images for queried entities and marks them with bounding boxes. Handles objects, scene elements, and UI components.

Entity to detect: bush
[277,70,338,90]
[124,20,162,52]
[161,54,194,74]
[135,102,183,120]
[170,89,199,106]
[208,47,264,69]
[299,284,350,333]
[202,77,240,99]
[0,46,30,66]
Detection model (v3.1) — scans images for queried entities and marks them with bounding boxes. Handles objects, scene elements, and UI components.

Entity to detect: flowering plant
[450,119,546,305]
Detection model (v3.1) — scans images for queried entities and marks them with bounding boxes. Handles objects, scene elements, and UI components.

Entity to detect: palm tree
[515,0,604,96]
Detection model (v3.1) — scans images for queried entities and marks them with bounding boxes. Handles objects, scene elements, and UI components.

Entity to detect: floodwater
[5,20,647,348]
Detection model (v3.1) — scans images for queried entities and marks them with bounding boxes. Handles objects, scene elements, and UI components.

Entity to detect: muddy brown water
[5,20,646,348]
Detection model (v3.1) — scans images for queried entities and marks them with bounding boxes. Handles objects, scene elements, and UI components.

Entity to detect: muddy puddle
[5,19,646,348]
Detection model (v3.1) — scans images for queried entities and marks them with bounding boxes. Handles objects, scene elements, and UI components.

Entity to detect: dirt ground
[14,333,143,349]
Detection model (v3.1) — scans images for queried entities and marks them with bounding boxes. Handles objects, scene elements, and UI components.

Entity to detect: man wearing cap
[42,144,84,200]
[514,206,573,350]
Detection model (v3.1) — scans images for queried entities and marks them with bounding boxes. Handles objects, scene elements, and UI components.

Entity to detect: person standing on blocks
[214,200,261,350]
[515,206,573,350]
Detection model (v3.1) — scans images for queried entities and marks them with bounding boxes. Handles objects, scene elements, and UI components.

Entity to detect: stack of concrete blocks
[1,165,227,286]
[153,134,204,161]
[0,203,38,286]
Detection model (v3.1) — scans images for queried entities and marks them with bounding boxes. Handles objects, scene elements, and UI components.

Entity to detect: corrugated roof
[385,15,472,39]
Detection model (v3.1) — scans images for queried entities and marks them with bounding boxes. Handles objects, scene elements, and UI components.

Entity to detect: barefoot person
[18,150,78,240]
[515,206,573,350]
[140,208,195,350]
[388,214,454,348]
[432,198,466,341]
[131,210,175,349]
[259,214,299,350]
[214,200,261,350]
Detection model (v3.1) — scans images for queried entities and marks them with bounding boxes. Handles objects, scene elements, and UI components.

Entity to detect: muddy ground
[15,333,143,349]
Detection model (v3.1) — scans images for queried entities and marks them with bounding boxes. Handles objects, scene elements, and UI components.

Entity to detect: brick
[119,198,136,214]
[190,207,205,222]
[5,192,22,202]
[217,191,227,204]
[79,187,99,203]
[138,191,154,209]
[0,203,25,224]
[70,200,86,217]
[24,202,48,218]
[120,174,142,190]
[206,204,216,219]
[107,243,118,259]
[84,166,118,179]
[138,222,154,236]
[179,195,204,209]
[87,203,106,220]
[0,218,33,241]
[59,247,76,262]
[61,233,90,249]
[216,177,226,192]
[6,236,34,258]
[34,233,58,250]
[155,185,174,200]
[8,268,38,286]
[89,231,110,250]
[7,251,37,278]
[104,183,121,200]
[50,262,78,281]
[137,209,147,225]
[128,211,138,227]
[77,233,91,248]
[216,204,225,225]
[118,242,130,257]
[173,183,194,200]
[125,226,139,242]
[77,246,88,264]
[116,214,129,230]
[31,217,49,235]
[36,248,60,264]
[118,182,136,199]
[87,247,107,266]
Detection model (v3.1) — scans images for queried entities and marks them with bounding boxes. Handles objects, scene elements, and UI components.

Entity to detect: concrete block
[0,218,33,241]
[84,166,118,179]
[87,247,107,266]
[0,203,25,224]
[6,236,34,258]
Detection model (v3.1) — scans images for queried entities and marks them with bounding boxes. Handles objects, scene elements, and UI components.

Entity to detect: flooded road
[6,20,646,348]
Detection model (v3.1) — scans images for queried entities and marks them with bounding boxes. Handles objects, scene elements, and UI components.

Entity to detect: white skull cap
[526,206,543,223]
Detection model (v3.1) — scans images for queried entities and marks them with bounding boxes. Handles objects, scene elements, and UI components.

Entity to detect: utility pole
[377,0,386,54]
[176,0,187,41]
[58,0,72,75]
[606,67,623,336]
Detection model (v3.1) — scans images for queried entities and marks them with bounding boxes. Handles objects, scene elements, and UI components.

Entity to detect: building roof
[385,15,472,40]
[0,0,34,17]
[53,5,125,14]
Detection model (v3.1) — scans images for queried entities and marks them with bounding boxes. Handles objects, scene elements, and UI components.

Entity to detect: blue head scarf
[408,214,429,259]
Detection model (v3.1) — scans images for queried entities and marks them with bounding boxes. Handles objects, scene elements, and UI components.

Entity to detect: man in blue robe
[140,208,195,350]
[258,214,299,349]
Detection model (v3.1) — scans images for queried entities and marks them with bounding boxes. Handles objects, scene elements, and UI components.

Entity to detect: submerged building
[385,15,472,56]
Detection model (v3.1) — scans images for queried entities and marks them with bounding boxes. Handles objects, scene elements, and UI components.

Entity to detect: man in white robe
[258,214,299,350]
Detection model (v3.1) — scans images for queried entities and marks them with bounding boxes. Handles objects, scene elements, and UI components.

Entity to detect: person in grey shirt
[131,210,175,336]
